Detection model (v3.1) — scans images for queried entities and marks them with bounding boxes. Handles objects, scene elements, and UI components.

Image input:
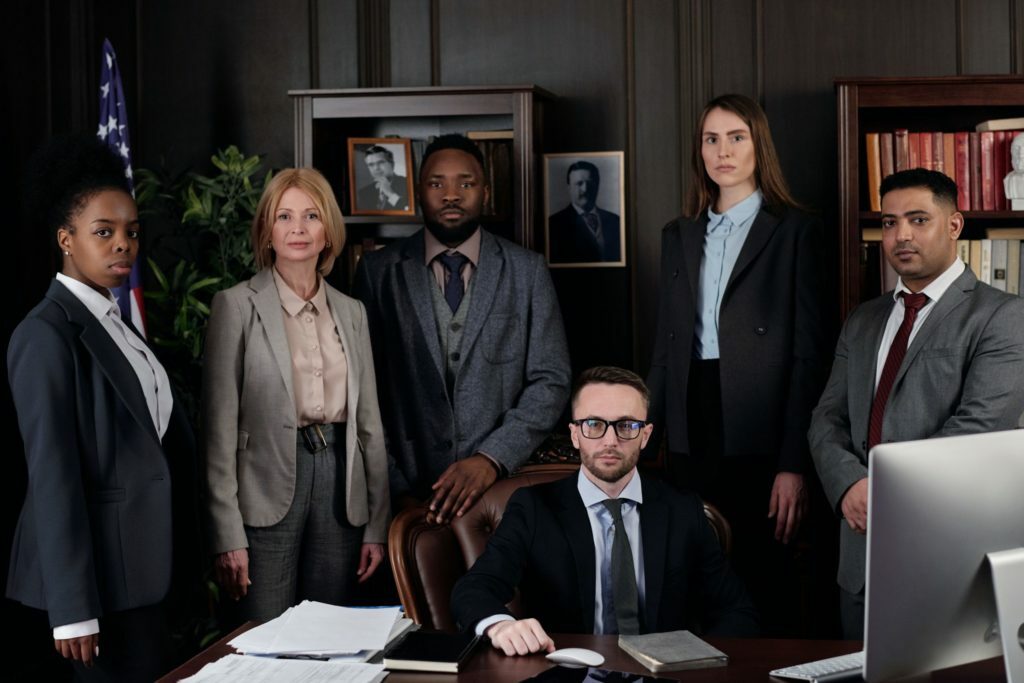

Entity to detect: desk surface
[158,625,1007,682]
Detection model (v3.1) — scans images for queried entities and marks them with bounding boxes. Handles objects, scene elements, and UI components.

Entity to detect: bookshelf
[836,75,1024,318]
[289,85,551,289]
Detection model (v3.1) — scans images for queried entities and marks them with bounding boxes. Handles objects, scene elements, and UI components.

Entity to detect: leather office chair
[387,463,732,631]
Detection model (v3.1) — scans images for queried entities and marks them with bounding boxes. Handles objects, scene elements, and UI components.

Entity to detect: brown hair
[571,366,650,412]
[251,168,345,276]
[685,93,802,218]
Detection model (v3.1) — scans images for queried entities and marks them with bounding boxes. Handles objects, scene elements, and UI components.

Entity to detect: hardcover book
[382,631,479,673]
[618,630,728,673]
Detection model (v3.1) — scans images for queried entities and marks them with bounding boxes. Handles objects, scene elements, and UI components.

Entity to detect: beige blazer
[203,267,389,555]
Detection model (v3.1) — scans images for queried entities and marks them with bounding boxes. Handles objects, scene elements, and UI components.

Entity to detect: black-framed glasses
[571,418,649,440]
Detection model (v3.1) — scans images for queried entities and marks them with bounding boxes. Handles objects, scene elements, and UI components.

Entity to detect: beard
[582,447,638,484]
[424,215,480,247]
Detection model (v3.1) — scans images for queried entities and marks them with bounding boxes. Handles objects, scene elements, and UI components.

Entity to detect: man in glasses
[452,366,757,656]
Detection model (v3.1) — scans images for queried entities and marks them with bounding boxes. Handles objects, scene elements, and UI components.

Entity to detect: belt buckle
[301,424,327,453]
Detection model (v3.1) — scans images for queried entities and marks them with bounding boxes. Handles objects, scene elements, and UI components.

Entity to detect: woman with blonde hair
[204,167,389,620]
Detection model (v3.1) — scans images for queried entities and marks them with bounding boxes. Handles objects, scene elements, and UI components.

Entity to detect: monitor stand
[988,547,1024,683]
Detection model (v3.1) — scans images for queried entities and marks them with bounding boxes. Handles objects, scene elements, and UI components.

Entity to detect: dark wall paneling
[390,0,432,86]
[437,0,633,374]
[316,0,359,88]
[709,0,759,99]
[961,0,1012,73]
[1015,0,1024,72]
[357,0,390,86]
[633,0,683,373]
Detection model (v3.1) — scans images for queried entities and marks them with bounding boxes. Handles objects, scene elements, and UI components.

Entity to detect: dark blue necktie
[438,252,470,313]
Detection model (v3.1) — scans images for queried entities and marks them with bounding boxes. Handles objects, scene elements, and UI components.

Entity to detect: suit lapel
[48,282,161,446]
[459,230,502,363]
[249,268,296,405]
[680,217,705,308]
[850,296,894,443]
[724,208,780,295]
[326,287,360,412]
[554,477,598,634]
[894,268,973,388]
[396,232,446,384]
[638,476,667,631]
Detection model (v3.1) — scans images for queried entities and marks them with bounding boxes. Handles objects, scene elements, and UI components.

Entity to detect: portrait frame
[544,151,626,268]
[347,137,417,216]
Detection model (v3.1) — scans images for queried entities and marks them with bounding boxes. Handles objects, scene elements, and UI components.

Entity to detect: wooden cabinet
[835,75,1024,318]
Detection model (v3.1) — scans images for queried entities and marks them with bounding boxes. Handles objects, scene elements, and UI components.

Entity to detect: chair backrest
[387,464,731,631]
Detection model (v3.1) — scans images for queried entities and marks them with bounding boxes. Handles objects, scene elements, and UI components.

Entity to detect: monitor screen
[864,429,1024,682]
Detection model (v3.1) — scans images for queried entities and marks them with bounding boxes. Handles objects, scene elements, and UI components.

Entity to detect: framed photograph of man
[347,137,416,216]
[544,151,625,268]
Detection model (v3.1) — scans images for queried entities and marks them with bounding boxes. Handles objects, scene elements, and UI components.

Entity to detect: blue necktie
[438,252,470,313]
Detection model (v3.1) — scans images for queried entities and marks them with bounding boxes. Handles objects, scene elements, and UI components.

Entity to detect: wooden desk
[159,625,1007,682]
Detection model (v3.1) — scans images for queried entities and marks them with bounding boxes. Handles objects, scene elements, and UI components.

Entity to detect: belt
[297,422,344,454]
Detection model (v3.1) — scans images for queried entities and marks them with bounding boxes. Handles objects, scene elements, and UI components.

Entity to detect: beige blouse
[272,267,348,426]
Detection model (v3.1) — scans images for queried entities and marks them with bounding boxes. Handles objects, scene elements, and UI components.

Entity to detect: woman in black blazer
[647,94,828,635]
[7,136,185,681]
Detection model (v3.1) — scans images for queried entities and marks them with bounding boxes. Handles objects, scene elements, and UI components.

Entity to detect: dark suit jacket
[6,280,194,628]
[810,266,1024,592]
[646,206,828,472]
[357,174,409,211]
[451,473,758,636]
[353,228,571,498]
[548,204,621,263]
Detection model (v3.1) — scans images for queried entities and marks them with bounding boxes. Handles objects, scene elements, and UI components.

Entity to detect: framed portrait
[347,137,416,216]
[543,151,626,268]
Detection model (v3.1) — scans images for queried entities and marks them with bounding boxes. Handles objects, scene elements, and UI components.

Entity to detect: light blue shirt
[694,189,763,359]
[577,469,646,635]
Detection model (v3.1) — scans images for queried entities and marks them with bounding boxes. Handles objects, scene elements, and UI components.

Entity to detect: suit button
[861,441,867,451]
[669,332,676,340]
[755,326,768,335]
[672,268,679,278]
[450,322,462,332]
[451,352,461,361]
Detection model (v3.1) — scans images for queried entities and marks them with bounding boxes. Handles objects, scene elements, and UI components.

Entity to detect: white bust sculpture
[1005,132,1024,210]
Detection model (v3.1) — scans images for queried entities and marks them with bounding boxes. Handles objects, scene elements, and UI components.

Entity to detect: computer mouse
[545,647,606,668]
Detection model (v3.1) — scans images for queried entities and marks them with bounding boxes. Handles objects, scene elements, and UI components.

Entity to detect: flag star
[118,142,130,158]
[100,82,110,98]
[98,121,109,139]
[106,53,113,69]
[125,167,134,180]
[106,115,118,131]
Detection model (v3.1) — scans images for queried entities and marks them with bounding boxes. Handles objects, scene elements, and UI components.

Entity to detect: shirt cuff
[475,451,506,477]
[53,619,99,640]
[475,614,515,637]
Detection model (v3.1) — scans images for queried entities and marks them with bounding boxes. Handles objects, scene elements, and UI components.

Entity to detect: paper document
[229,601,404,656]
[180,654,386,682]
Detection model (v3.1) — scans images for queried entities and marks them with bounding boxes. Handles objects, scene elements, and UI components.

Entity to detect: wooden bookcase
[835,75,1024,319]
[289,85,551,289]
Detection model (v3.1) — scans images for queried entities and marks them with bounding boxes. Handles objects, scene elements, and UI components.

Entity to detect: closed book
[866,133,882,211]
[969,240,982,280]
[1020,241,1024,296]
[932,131,945,174]
[908,132,921,169]
[976,117,1024,132]
[895,129,910,171]
[957,240,972,267]
[919,132,933,171]
[995,131,1008,210]
[618,630,728,673]
[955,132,971,209]
[980,131,995,211]
[880,133,895,179]
[980,239,993,284]
[382,631,479,673]
[943,132,956,183]
[991,239,1008,291]
[970,132,982,212]
[1006,239,1021,295]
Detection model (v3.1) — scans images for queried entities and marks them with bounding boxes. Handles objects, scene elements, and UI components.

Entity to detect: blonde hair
[251,167,345,276]
[686,93,802,218]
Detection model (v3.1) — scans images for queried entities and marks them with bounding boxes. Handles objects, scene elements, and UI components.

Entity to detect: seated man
[452,366,758,656]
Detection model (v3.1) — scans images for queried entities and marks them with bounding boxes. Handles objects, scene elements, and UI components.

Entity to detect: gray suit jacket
[810,266,1024,592]
[203,268,390,555]
[353,228,571,498]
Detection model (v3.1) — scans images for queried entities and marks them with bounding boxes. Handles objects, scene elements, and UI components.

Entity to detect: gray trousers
[238,425,364,622]
[839,585,865,640]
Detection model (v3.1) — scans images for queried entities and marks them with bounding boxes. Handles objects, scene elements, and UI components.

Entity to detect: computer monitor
[865,429,1024,682]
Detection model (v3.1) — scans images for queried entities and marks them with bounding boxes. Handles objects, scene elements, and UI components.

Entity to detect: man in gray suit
[810,168,1024,638]
[354,134,571,524]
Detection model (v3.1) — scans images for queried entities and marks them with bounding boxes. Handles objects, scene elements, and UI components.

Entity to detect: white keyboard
[769,650,864,682]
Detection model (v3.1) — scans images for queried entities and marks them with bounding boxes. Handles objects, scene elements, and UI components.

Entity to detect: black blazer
[6,280,194,628]
[451,474,758,636]
[646,206,828,472]
[547,204,621,263]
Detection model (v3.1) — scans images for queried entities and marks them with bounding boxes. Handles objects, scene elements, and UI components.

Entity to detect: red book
[955,132,971,210]
[980,131,995,211]
[932,132,945,174]
[970,132,982,212]
[943,133,957,183]
[880,133,895,179]
[909,132,921,169]
[994,131,1008,210]
[866,133,882,211]
[919,132,933,171]
[895,129,910,171]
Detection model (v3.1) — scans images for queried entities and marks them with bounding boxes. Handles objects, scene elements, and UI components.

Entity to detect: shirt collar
[572,203,598,218]
[423,226,482,267]
[706,188,763,228]
[271,266,327,317]
[55,273,118,321]
[893,258,966,303]
[577,467,644,508]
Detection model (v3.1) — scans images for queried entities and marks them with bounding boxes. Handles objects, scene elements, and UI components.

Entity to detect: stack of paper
[181,655,386,682]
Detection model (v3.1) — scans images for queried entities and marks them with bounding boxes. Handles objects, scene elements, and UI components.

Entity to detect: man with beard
[452,367,757,655]
[354,134,570,524]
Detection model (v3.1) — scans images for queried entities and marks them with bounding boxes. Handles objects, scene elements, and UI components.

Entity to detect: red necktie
[868,291,929,450]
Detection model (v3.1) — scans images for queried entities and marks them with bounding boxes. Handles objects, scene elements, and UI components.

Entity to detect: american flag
[97,38,147,337]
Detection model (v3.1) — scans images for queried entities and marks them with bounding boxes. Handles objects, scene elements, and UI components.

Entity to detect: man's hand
[486,618,555,656]
[768,471,808,544]
[840,478,869,535]
[427,454,498,525]
[214,548,251,600]
[374,176,399,205]
[357,543,385,583]
[55,633,99,667]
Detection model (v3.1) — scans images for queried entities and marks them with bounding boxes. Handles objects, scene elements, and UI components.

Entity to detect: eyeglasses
[571,418,649,440]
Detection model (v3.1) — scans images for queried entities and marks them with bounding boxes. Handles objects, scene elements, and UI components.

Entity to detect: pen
[276,654,330,661]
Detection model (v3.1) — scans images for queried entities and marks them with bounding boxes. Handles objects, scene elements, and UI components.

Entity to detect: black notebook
[382,630,480,673]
